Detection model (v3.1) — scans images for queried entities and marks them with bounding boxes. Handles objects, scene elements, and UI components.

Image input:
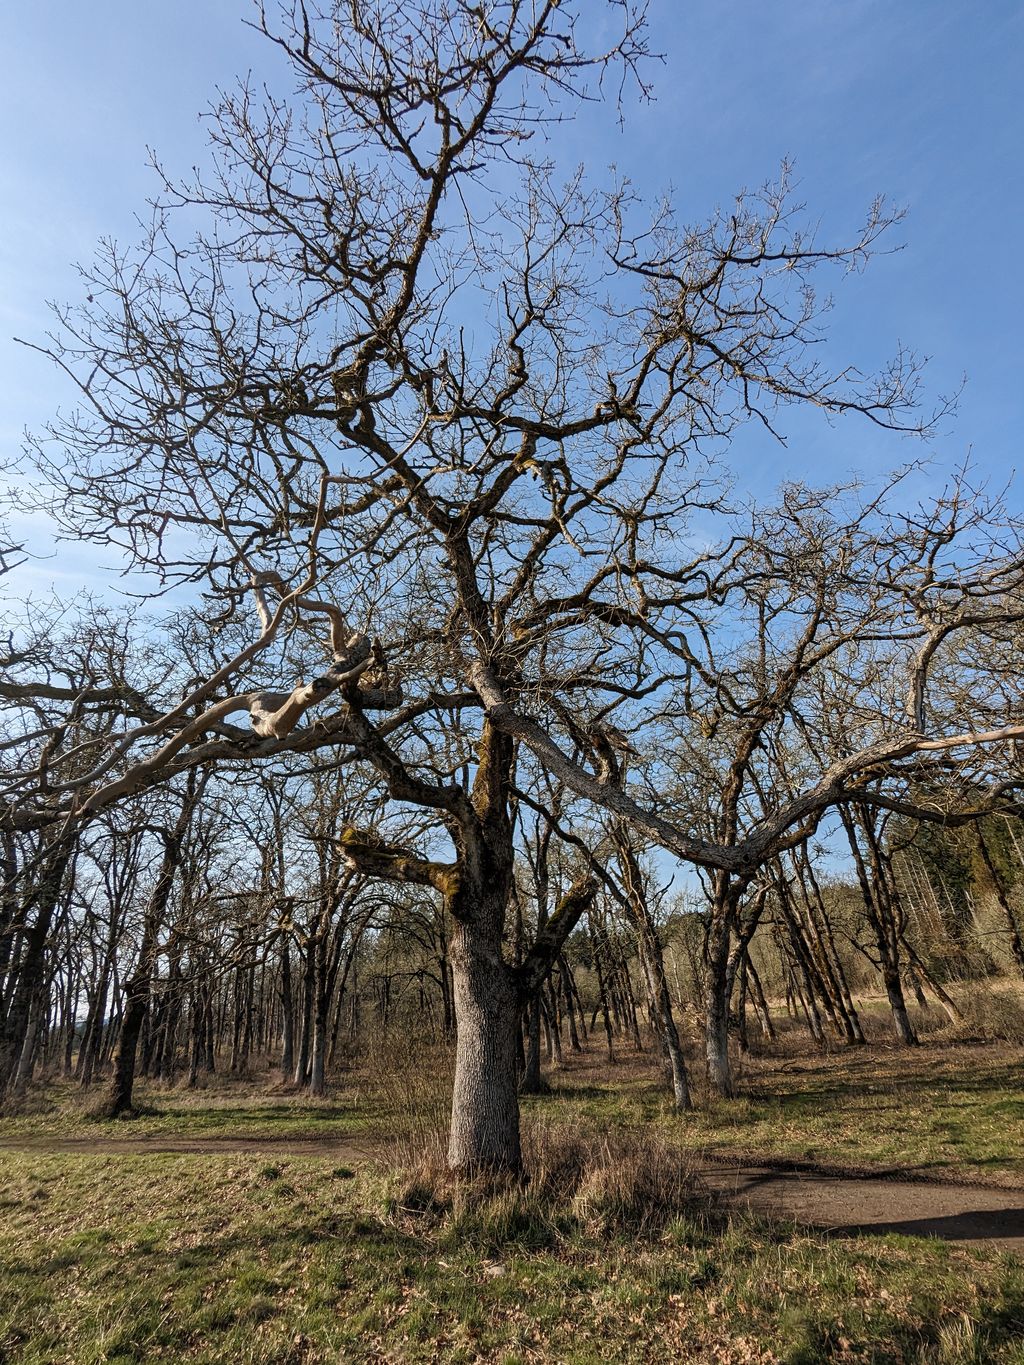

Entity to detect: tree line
[3,710,1023,1118]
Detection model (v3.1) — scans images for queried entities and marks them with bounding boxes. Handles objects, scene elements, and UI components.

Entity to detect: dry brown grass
[385,1112,709,1248]
[951,976,1024,1043]
[364,1029,455,1163]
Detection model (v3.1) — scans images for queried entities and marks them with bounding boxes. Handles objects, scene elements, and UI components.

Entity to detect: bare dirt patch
[0,1133,372,1161]
[702,1160,1024,1252]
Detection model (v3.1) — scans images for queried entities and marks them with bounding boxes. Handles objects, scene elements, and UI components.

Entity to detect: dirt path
[0,1133,373,1160]
[3,1134,1022,1251]
[701,1160,1024,1252]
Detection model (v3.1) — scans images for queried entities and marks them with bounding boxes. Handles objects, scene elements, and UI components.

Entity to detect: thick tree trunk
[309,1006,328,1095]
[448,909,521,1175]
[105,986,147,1116]
[340,719,593,1177]
[446,751,599,1172]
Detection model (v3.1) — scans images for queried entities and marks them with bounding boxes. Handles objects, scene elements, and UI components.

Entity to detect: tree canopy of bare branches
[5,0,1024,1169]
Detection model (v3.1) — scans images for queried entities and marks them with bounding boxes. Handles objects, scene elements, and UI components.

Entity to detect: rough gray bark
[704,901,734,1099]
[448,906,522,1174]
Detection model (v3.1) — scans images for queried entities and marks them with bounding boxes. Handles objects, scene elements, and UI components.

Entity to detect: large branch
[471,662,1024,875]
[470,661,739,869]
[0,680,161,722]
[338,827,458,898]
[1,689,480,834]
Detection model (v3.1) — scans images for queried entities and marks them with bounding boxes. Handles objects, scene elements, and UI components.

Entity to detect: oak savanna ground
[3,991,1024,1365]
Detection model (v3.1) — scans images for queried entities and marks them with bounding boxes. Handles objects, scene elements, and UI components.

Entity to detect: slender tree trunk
[12,995,41,1096]
[704,903,734,1099]
[736,954,750,1053]
[591,926,615,1062]
[0,834,75,1100]
[841,805,918,1045]
[746,956,776,1041]
[882,961,918,1044]
[280,936,295,1078]
[545,975,563,1063]
[775,880,832,1043]
[0,832,20,998]
[565,961,588,1042]
[521,992,544,1093]
[159,953,184,1083]
[560,960,583,1053]
[438,952,455,1039]
[308,930,329,1096]
[795,848,865,1044]
[293,936,314,1086]
[611,823,691,1109]
[103,786,200,1117]
[902,941,963,1026]
[187,992,202,1088]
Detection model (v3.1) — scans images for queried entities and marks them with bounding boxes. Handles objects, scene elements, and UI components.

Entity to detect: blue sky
[1,1,1022,598]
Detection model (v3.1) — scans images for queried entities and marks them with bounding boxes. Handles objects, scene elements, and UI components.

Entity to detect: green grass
[5,1025,1024,1188]
[1,1148,1023,1363]
[6,1031,1024,1187]
[537,1041,1024,1183]
[3,1036,1024,1360]
[0,1078,373,1144]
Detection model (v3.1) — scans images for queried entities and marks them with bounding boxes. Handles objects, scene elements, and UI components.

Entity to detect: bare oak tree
[8,1,1024,1167]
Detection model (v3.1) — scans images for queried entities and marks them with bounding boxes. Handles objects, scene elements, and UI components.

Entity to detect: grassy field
[0,1081,372,1145]
[2,1141,1024,1364]
[6,1024,1024,1185]
[540,1039,1024,1186]
[3,1021,1024,1362]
